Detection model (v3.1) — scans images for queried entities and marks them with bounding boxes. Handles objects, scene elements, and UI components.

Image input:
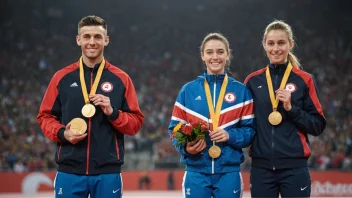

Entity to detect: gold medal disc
[268,111,282,125]
[69,118,87,135]
[208,145,221,158]
[81,104,96,118]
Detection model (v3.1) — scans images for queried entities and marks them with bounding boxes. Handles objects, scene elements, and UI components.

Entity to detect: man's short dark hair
[78,15,107,34]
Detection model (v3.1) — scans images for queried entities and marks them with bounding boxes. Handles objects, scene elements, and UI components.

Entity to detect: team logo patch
[285,83,297,93]
[101,82,113,92]
[224,92,236,103]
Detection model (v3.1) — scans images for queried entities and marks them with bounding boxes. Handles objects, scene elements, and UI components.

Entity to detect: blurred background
[0,0,351,196]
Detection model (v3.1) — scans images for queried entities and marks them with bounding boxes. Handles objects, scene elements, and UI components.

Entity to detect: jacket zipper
[271,127,275,170]
[212,75,217,174]
[86,70,93,174]
[272,70,279,170]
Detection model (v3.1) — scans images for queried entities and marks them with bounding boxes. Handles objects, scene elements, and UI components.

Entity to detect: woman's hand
[186,139,206,154]
[276,88,292,111]
[210,128,229,142]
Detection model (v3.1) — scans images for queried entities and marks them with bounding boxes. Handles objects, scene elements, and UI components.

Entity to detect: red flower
[182,125,193,136]
[201,123,208,131]
[171,121,209,146]
[191,122,199,128]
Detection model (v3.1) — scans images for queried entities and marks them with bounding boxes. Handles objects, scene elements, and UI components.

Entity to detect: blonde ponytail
[288,52,300,69]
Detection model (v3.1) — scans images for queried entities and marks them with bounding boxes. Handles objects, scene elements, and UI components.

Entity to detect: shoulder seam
[54,62,79,84]
[244,68,266,84]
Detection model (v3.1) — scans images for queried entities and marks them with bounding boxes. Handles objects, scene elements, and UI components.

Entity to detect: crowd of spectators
[0,0,351,172]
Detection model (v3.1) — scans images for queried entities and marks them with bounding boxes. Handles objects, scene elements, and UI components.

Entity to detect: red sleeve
[37,72,66,142]
[244,68,266,85]
[109,72,144,136]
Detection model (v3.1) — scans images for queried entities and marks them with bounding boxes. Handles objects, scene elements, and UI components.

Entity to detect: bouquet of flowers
[171,121,209,146]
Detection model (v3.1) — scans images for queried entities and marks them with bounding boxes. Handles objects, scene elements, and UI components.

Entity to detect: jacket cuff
[183,145,192,155]
[287,106,300,119]
[57,128,69,143]
[108,107,120,121]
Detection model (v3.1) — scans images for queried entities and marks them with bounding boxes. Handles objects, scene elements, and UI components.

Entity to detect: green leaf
[175,131,184,138]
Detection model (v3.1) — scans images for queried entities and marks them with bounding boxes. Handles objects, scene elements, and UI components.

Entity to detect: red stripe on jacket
[106,62,144,136]
[298,130,311,157]
[37,64,79,142]
[292,68,325,119]
[172,105,207,125]
[244,68,266,85]
[220,102,254,125]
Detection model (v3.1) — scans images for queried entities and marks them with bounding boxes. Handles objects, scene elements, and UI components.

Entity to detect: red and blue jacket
[37,60,144,175]
[244,62,326,170]
[168,72,255,174]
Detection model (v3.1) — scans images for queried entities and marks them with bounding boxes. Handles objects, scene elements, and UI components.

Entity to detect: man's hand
[64,123,87,144]
[89,94,113,116]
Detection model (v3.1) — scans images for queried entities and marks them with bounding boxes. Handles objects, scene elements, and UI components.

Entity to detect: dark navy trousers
[250,167,311,198]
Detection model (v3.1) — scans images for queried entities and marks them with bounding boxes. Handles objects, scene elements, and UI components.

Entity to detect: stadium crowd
[0,0,351,172]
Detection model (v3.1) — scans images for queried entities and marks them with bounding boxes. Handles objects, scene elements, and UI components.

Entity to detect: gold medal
[208,145,221,158]
[268,111,282,125]
[265,62,293,125]
[79,57,105,118]
[81,103,96,118]
[69,118,87,135]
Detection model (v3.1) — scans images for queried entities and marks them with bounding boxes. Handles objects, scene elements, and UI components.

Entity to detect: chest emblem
[224,92,236,103]
[101,82,113,92]
[285,83,297,93]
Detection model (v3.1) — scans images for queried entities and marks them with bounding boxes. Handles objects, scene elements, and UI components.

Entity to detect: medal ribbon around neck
[79,56,105,104]
[204,74,228,158]
[204,74,228,130]
[79,57,105,118]
[265,62,293,111]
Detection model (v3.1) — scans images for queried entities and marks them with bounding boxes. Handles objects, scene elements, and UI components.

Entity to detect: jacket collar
[268,61,289,74]
[201,71,226,84]
[83,61,103,72]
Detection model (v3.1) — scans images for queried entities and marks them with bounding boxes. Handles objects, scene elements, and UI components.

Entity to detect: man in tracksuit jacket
[37,15,144,198]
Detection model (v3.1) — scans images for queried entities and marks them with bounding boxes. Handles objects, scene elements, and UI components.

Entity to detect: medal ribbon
[79,57,105,104]
[265,62,293,111]
[204,74,228,130]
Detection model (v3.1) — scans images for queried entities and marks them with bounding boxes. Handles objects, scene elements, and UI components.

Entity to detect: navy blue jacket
[244,62,326,170]
[37,60,144,175]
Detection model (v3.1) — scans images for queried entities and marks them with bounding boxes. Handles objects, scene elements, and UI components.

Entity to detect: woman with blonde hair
[244,20,326,197]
